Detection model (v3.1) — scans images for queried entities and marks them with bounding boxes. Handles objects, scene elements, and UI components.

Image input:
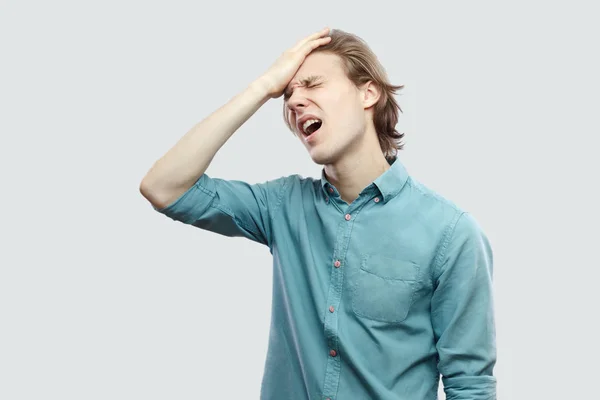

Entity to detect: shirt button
[374,197,380,203]
[330,349,337,357]
[345,214,351,221]
[325,196,329,202]
[329,306,335,313]
[334,260,341,268]
[328,187,334,193]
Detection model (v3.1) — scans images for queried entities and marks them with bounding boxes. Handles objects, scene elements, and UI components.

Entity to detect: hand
[258,27,332,99]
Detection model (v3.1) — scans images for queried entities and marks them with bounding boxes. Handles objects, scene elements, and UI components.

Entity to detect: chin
[308,146,340,166]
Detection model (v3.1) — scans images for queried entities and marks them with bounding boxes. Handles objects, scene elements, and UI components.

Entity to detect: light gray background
[1,1,598,399]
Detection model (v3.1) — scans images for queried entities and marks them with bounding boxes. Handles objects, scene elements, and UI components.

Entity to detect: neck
[324,136,391,205]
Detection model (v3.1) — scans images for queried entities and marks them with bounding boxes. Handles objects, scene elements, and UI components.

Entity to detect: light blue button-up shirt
[154,156,497,400]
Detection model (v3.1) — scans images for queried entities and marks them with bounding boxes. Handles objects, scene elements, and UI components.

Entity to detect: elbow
[139,175,189,210]
[139,177,168,210]
[139,175,154,198]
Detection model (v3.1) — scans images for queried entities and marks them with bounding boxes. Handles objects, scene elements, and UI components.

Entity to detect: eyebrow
[284,75,324,100]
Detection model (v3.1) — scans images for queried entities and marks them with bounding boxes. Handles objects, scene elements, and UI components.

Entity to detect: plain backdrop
[1,1,599,399]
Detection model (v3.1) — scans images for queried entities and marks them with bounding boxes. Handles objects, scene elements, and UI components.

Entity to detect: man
[140,27,497,400]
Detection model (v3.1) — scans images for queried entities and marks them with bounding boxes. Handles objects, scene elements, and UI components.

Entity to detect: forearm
[140,79,271,209]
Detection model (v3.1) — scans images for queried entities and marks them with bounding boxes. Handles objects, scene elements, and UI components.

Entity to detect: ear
[360,81,381,109]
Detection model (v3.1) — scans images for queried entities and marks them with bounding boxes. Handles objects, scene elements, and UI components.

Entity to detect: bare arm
[140,27,332,210]
[139,81,270,209]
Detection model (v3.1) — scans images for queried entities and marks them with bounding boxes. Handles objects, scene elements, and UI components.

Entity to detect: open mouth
[301,118,322,138]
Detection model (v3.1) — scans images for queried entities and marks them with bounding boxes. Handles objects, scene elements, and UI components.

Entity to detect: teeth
[302,119,321,134]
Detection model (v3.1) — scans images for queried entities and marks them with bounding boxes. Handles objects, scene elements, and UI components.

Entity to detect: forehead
[289,52,345,85]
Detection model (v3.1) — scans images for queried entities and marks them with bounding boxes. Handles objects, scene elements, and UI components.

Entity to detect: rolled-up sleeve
[431,211,497,399]
[153,173,288,249]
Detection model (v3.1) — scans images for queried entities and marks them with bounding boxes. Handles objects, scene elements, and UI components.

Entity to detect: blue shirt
[154,156,497,400]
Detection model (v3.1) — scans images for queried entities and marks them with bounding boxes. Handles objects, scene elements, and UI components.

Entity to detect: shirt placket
[321,193,368,400]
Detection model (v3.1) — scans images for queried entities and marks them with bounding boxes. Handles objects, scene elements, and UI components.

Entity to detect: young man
[140,28,497,400]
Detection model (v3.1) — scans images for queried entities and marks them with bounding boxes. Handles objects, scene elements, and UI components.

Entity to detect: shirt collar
[320,156,409,203]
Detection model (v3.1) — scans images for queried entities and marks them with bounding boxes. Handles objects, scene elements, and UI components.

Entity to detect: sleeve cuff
[153,174,216,224]
[442,375,497,399]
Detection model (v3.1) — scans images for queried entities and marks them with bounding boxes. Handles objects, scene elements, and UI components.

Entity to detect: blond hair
[283,29,406,161]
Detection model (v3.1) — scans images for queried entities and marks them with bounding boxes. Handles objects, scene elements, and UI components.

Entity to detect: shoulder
[405,176,488,243]
[405,176,468,233]
[407,176,464,215]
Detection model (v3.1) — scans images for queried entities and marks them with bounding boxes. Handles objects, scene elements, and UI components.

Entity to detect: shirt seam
[194,175,215,196]
[187,176,215,217]
[431,211,468,282]
[271,176,290,216]
[267,177,291,250]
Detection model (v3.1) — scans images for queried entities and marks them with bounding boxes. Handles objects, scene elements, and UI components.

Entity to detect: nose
[286,90,308,114]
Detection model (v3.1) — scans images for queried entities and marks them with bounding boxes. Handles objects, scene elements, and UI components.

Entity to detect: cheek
[287,109,296,127]
[331,96,366,134]
[331,93,362,121]
[323,92,349,120]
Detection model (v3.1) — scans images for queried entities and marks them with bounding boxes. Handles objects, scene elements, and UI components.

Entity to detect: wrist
[250,77,274,100]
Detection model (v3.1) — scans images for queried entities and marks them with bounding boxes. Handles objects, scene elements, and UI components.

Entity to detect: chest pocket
[351,254,420,323]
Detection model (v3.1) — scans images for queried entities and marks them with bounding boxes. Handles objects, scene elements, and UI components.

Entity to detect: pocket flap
[360,254,419,281]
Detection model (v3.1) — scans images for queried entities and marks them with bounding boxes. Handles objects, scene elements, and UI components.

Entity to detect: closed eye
[284,83,322,101]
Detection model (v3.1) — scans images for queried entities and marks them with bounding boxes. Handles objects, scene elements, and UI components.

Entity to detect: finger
[301,35,331,54]
[292,27,330,51]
